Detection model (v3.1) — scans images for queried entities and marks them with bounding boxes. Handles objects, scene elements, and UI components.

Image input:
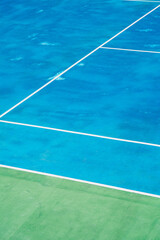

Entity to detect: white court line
[0,164,160,199]
[101,46,160,54]
[1,119,160,148]
[0,4,160,119]
[125,0,160,3]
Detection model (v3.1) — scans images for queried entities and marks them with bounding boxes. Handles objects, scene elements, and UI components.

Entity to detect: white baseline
[0,4,160,119]
[0,164,160,199]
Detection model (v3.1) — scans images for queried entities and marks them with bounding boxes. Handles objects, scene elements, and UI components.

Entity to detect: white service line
[1,119,160,147]
[0,164,160,199]
[0,4,160,119]
[101,46,160,54]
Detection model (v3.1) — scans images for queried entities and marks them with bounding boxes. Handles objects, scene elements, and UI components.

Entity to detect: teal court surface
[1,0,160,239]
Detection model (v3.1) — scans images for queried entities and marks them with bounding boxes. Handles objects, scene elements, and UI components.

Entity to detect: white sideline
[0,4,160,119]
[1,119,160,147]
[101,46,160,54]
[0,164,160,199]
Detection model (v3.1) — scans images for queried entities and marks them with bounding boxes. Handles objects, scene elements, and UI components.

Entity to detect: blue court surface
[107,7,160,51]
[1,0,160,198]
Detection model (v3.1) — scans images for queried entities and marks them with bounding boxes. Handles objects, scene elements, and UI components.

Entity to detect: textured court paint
[125,0,160,2]
[0,1,157,115]
[1,167,160,240]
[106,7,160,51]
[5,50,160,144]
[2,164,160,199]
[1,122,160,195]
[1,4,159,119]
[2,119,160,148]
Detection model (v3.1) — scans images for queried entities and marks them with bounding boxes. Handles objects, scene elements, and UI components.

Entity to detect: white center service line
[0,164,160,199]
[101,46,160,54]
[1,119,160,148]
[0,4,160,119]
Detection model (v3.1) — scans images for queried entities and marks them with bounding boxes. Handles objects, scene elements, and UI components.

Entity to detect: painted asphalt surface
[1,1,160,239]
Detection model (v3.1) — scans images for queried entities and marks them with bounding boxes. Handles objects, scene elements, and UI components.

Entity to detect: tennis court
[1,0,160,239]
